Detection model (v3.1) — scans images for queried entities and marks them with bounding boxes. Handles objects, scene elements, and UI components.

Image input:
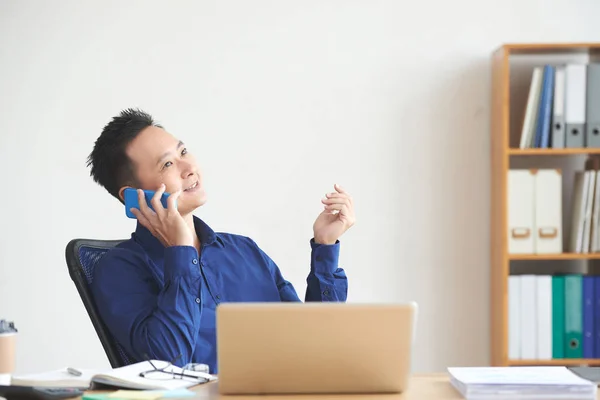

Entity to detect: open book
[11,361,217,391]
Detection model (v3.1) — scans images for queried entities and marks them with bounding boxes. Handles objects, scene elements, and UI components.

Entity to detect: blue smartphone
[123,188,175,219]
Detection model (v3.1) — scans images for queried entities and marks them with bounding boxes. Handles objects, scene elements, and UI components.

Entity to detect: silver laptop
[216,302,418,395]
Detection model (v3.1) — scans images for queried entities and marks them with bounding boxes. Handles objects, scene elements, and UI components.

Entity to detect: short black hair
[87,108,162,202]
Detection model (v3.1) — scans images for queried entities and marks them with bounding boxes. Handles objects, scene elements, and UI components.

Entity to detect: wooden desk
[97,373,464,400]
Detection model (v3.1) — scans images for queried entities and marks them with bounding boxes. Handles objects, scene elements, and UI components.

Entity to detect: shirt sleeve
[304,238,348,302]
[90,245,203,366]
[251,238,348,303]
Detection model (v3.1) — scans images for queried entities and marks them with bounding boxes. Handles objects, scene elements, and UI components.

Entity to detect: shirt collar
[133,215,224,259]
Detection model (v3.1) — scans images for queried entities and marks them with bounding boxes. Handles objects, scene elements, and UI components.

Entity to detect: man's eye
[181,148,188,156]
[163,161,173,169]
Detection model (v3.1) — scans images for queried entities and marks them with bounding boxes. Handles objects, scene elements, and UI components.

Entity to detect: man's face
[121,125,207,216]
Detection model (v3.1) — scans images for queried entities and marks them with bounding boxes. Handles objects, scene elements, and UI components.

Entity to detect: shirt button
[195,298,201,304]
[216,295,221,300]
[322,289,330,296]
[192,259,198,265]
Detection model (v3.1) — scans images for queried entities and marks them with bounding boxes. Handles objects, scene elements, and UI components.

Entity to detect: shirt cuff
[163,246,202,280]
[310,238,340,274]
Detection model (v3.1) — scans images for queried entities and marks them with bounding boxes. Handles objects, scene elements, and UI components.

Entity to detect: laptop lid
[216,302,418,395]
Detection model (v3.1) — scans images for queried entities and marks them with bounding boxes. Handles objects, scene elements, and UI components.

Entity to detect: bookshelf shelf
[508,359,600,366]
[509,253,600,261]
[508,148,600,156]
[490,42,600,367]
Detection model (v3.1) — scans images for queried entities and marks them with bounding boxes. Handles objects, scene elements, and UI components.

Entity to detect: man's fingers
[167,190,182,211]
[137,189,157,221]
[151,184,167,218]
[324,203,345,211]
[325,203,355,221]
[334,183,347,194]
[325,191,352,203]
[322,196,351,206]
[131,208,153,229]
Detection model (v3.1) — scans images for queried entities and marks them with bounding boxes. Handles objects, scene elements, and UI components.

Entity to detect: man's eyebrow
[156,141,185,166]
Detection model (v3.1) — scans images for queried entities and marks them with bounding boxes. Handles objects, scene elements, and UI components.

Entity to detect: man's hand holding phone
[130,184,195,248]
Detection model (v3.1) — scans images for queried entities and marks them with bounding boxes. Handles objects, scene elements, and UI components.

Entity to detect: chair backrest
[65,238,134,368]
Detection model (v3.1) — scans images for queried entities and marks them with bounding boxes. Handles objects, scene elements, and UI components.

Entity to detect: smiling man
[86,108,355,373]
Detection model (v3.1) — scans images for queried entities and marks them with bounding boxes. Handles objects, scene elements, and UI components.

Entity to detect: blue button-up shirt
[90,216,348,373]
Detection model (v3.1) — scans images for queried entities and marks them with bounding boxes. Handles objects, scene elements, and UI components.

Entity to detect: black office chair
[65,238,135,368]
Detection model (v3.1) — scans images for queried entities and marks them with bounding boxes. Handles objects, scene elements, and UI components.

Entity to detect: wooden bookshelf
[490,42,600,367]
[509,253,600,261]
[509,148,600,155]
[509,359,600,366]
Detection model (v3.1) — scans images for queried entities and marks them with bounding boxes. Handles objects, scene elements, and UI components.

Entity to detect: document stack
[518,62,600,149]
[447,366,596,400]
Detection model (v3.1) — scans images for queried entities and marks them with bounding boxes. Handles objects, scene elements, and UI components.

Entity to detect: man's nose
[180,160,196,178]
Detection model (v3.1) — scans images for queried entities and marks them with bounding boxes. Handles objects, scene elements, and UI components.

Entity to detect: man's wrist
[313,236,337,245]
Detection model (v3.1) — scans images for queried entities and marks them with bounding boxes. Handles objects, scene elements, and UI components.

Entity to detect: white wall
[1,0,599,374]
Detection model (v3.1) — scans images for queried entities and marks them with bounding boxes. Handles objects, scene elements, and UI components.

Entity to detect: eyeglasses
[139,354,210,384]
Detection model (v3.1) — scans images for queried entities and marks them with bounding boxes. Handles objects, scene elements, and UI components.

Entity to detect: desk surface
[83,372,600,399]
[86,374,463,400]
[208,373,462,399]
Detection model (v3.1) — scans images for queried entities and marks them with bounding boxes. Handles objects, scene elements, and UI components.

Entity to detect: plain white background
[1,0,599,374]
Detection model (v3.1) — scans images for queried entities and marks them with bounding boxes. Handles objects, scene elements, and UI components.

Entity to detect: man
[87,108,355,373]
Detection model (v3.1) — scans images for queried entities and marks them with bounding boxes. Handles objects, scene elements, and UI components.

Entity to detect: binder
[586,63,600,147]
[520,275,537,359]
[508,170,535,254]
[508,275,521,360]
[565,64,587,148]
[583,276,595,358]
[552,275,566,359]
[534,169,562,253]
[552,66,566,148]
[582,170,597,252]
[520,68,543,149]
[594,277,600,358]
[565,274,583,358]
[534,65,554,148]
[536,275,552,359]
[569,171,589,252]
[591,170,600,252]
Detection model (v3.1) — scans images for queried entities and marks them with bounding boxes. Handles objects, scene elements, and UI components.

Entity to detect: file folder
[565,274,583,358]
[508,275,521,360]
[552,275,566,359]
[508,170,535,254]
[536,275,553,359]
[586,63,600,147]
[520,68,543,149]
[552,66,566,148]
[565,64,587,148]
[534,169,562,254]
[534,65,554,148]
[520,275,537,359]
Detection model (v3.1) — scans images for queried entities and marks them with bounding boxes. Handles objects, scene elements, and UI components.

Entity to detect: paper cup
[0,332,16,384]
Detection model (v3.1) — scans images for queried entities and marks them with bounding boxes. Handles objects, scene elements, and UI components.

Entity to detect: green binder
[552,275,565,358]
[564,274,583,358]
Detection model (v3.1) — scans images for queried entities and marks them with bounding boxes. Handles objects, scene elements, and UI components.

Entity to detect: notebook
[447,366,597,399]
[11,361,216,391]
[11,368,97,388]
[90,360,216,390]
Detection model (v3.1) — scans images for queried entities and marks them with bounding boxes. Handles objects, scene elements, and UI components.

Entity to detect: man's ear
[118,185,133,203]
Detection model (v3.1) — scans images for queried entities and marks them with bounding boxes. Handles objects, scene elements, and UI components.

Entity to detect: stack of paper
[447,366,597,399]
